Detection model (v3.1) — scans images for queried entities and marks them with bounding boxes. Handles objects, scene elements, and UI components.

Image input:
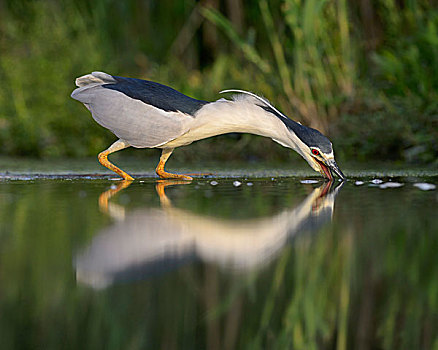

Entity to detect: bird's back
[71,72,204,148]
[103,76,208,115]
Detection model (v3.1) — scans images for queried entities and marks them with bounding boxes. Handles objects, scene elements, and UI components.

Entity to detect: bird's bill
[326,159,345,180]
[314,158,345,180]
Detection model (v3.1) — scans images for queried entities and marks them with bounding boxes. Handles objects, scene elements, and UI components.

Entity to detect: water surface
[0,172,437,349]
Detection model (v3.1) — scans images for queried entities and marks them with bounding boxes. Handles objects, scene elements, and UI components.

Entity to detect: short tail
[75,71,116,87]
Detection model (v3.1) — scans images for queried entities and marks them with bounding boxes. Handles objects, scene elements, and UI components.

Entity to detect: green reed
[203,0,356,132]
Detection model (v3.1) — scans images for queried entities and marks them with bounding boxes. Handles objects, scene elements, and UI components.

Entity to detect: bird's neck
[191,100,299,148]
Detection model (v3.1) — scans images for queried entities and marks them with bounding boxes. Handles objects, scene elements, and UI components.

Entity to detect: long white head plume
[220,89,289,121]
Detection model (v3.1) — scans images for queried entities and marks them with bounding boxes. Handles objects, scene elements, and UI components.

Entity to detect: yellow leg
[98,139,134,181]
[155,148,193,181]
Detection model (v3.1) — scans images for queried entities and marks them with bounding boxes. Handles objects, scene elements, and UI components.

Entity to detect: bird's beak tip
[327,159,345,180]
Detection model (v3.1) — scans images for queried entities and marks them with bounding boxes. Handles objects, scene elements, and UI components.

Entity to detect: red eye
[312,149,319,156]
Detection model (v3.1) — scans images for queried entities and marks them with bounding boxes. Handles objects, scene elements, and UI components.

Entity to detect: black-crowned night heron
[71,72,345,181]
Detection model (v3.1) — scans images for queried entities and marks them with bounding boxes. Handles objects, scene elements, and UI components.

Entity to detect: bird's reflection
[75,180,343,288]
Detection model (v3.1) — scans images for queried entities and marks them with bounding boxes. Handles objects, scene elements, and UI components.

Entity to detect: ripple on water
[300,179,319,184]
[413,183,436,191]
[370,179,383,184]
[379,182,404,189]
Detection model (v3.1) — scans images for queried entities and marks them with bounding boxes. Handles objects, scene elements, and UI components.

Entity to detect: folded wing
[71,72,206,148]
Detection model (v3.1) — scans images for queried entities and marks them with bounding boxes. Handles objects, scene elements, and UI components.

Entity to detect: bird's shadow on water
[74,179,344,289]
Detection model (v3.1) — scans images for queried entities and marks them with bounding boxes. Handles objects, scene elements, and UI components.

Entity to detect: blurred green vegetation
[0,0,436,163]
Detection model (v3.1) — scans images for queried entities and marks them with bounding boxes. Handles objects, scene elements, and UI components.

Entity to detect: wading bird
[71,72,345,181]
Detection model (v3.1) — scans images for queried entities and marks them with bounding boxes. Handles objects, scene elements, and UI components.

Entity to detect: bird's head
[294,126,345,181]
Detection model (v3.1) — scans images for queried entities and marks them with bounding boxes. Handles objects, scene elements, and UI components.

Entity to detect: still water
[0,174,437,349]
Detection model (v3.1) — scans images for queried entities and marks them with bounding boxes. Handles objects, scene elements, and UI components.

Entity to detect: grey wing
[71,82,193,148]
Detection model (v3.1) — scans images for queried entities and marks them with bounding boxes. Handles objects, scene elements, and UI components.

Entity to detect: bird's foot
[156,168,193,181]
[121,173,134,181]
